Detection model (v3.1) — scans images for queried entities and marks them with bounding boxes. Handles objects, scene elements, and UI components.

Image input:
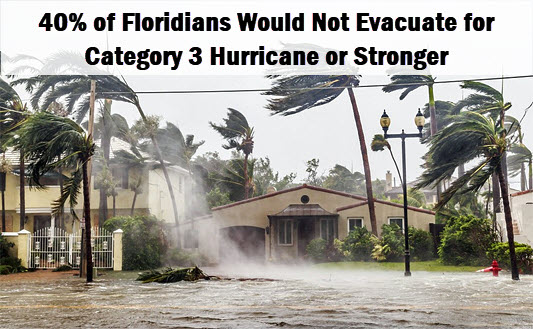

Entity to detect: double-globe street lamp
[380,109,425,277]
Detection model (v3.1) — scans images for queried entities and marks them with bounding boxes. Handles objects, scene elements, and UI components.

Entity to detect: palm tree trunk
[19,152,25,231]
[134,103,181,247]
[520,163,527,191]
[82,161,93,282]
[1,189,5,232]
[131,192,138,216]
[58,158,64,229]
[529,159,532,191]
[387,148,402,186]
[497,165,519,280]
[243,153,249,199]
[492,172,501,215]
[347,88,378,236]
[113,195,116,217]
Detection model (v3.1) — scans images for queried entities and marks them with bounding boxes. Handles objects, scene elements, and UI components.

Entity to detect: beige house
[0,137,189,235]
[181,184,435,263]
[498,189,533,245]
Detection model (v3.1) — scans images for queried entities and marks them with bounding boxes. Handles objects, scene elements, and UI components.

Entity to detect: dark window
[111,167,129,189]
[320,218,335,242]
[301,195,310,204]
[390,218,404,230]
[278,219,292,245]
[184,229,199,248]
[348,218,363,232]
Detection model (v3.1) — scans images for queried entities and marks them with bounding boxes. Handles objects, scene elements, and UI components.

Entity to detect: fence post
[113,229,123,271]
[17,229,31,268]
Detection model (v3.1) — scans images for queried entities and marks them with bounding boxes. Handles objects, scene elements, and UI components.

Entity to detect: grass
[315,261,483,273]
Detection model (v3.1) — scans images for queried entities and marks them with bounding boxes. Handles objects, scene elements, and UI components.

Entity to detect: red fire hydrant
[476,260,502,277]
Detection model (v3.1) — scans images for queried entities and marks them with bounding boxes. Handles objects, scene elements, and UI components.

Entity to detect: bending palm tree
[210,109,254,199]
[416,111,519,280]
[371,134,402,187]
[17,112,96,282]
[264,75,378,235]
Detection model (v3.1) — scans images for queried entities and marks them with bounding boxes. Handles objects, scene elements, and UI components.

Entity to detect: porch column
[113,229,123,271]
[17,229,30,268]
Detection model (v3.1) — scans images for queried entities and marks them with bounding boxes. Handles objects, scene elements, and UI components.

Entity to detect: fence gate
[30,227,113,269]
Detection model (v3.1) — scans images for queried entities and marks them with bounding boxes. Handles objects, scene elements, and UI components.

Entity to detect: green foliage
[373,224,404,262]
[487,242,533,274]
[340,227,374,261]
[438,215,496,266]
[0,236,24,274]
[253,157,296,195]
[306,238,327,262]
[164,248,209,267]
[322,164,365,195]
[409,227,435,261]
[304,158,322,186]
[206,186,232,208]
[104,215,168,270]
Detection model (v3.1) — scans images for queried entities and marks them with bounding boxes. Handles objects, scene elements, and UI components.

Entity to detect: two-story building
[0,137,190,239]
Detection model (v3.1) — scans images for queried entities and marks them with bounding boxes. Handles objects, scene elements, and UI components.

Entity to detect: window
[184,229,199,248]
[111,167,129,189]
[320,218,335,242]
[389,218,404,230]
[348,218,363,233]
[278,219,293,245]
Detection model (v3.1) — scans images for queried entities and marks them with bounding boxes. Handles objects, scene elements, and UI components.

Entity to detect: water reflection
[0,267,532,328]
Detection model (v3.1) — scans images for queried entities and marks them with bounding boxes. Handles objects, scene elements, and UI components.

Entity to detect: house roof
[511,189,533,197]
[268,204,338,218]
[211,184,366,211]
[336,199,436,215]
[212,184,434,215]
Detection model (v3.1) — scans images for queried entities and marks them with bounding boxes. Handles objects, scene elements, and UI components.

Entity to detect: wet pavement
[0,266,532,328]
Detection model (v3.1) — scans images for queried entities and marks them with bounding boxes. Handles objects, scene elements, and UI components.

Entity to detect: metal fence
[29,226,113,269]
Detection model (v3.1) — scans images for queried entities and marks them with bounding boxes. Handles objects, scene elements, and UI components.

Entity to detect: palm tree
[416,111,519,280]
[454,81,513,222]
[264,75,379,236]
[13,73,183,246]
[210,109,254,199]
[0,78,28,231]
[16,112,96,282]
[112,149,148,216]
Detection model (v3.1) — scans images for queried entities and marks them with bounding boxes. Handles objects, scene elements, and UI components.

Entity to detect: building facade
[181,184,435,263]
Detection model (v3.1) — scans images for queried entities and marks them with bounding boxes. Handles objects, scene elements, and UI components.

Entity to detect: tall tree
[210,109,254,199]
[416,111,519,280]
[322,164,365,195]
[265,75,379,235]
[17,112,96,282]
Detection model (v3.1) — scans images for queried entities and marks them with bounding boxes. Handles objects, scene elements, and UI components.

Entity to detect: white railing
[29,226,113,269]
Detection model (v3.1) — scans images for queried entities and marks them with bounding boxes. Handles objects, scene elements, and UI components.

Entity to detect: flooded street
[0,267,532,328]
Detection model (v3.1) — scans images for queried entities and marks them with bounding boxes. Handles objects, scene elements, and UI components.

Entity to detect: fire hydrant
[476,260,502,277]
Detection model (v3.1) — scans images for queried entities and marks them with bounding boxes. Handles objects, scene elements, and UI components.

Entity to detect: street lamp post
[380,109,425,277]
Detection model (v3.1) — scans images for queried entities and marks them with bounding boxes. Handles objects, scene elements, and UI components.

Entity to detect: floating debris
[137,266,212,283]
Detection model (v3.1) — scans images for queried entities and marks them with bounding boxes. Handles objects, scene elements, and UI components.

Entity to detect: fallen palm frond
[136,266,210,283]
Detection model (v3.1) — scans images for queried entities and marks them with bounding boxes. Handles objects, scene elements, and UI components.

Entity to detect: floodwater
[0,266,532,328]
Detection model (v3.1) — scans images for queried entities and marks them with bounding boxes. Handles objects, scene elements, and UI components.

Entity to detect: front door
[34,215,51,232]
[298,218,315,257]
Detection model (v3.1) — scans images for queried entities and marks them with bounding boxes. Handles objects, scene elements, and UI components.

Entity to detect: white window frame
[278,219,293,246]
[389,217,404,231]
[347,217,364,233]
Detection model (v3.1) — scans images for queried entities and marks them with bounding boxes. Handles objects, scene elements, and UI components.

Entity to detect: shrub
[164,248,209,267]
[0,236,24,274]
[306,238,327,262]
[487,242,533,274]
[409,227,435,261]
[438,215,496,266]
[373,224,404,262]
[104,215,168,270]
[341,227,374,261]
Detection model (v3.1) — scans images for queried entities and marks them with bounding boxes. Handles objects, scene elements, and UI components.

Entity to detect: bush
[104,215,168,270]
[164,248,209,267]
[306,238,327,262]
[341,227,374,261]
[372,224,404,262]
[0,236,24,274]
[409,227,435,261]
[438,215,496,266]
[487,242,533,274]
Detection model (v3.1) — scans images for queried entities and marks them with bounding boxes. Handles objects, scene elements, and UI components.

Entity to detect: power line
[94,74,533,95]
